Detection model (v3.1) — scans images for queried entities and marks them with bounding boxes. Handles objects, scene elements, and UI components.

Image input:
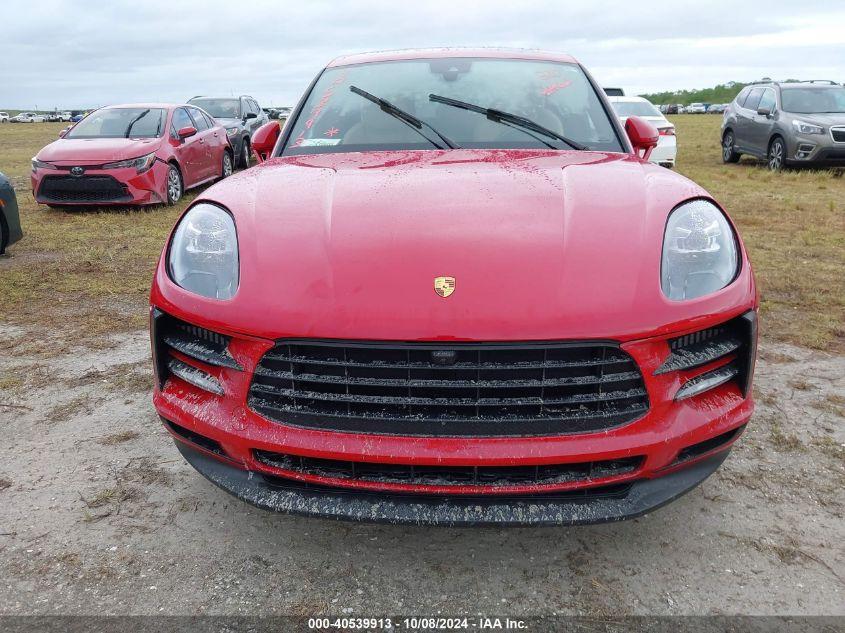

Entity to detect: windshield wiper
[349,86,459,150]
[124,109,150,138]
[428,94,587,151]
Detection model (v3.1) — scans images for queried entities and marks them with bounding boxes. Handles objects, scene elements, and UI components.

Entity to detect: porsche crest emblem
[434,276,456,298]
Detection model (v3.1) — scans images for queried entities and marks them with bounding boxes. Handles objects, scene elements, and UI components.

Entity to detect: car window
[610,100,662,117]
[757,89,776,112]
[743,88,765,111]
[188,107,210,131]
[734,88,750,107]
[188,98,240,119]
[780,86,845,114]
[282,58,623,155]
[202,111,215,127]
[249,99,261,115]
[65,107,166,139]
[172,108,193,133]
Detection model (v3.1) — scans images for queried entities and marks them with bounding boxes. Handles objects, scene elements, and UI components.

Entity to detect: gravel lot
[0,323,842,616]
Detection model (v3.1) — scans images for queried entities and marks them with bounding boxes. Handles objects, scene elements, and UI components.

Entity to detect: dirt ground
[0,323,842,616]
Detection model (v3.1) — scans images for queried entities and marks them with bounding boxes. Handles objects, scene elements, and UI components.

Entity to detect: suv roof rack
[806,80,839,85]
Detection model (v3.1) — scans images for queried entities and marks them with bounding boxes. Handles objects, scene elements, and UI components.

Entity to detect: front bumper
[787,133,845,167]
[176,440,730,526]
[31,160,169,206]
[152,306,756,525]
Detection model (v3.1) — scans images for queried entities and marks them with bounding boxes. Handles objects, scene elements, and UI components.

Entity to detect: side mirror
[58,125,71,138]
[244,112,258,120]
[757,106,772,117]
[251,121,281,163]
[625,116,659,160]
[177,126,197,139]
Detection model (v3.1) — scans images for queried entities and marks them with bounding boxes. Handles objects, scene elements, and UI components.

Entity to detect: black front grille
[831,127,845,143]
[39,175,131,203]
[254,450,643,488]
[248,341,649,437]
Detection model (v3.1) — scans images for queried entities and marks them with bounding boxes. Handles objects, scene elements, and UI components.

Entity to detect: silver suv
[721,80,845,170]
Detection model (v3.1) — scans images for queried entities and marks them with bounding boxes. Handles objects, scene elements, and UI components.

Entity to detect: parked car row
[659,103,729,114]
[721,79,845,170]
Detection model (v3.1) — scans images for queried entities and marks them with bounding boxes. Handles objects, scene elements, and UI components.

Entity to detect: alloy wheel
[223,152,233,178]
[167,166,182,204]
[722,134,734,161]
[768,139,784,171]
[242,142,250,168]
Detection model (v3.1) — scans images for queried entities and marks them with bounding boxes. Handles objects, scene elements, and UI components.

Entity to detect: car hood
[787,112,845,126]
[156,149,755,342]
[36,137,163,163]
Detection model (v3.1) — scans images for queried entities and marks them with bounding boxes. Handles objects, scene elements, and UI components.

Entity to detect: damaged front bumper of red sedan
[150,306,756,526]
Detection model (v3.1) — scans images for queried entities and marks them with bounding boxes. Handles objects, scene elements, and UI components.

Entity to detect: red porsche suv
[150,49,758,525]
[31,104,233,207]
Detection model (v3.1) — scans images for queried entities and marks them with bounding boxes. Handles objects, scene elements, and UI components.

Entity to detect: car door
[749,88,777,155]
[171,107,204,187]
[736,88,764,155]
[201,110,227,173]
[245,98,264,136]
[187,107,216,180]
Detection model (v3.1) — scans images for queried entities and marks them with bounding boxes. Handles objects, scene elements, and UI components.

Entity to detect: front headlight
[168,203,239,300]
[102,152,157,173]
[661,199,738,301]
[792,120,824,135]
[31,158,57,172]
[226,127,239,137]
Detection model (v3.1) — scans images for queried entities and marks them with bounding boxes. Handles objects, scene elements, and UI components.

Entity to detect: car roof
[327,47,578,67]
[100,103,184,110]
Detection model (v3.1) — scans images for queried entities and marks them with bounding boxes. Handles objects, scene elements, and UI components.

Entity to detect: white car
[608,96,677,168]
[687,102,707,114]
[0,112,8,123]
[10,112,46,123]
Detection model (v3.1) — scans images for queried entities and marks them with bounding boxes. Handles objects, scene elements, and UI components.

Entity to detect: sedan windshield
[781,86,845,114]
[189,98,241,119]
[611,100,662,117]
[282,58,623,155]
[66,108,166,139]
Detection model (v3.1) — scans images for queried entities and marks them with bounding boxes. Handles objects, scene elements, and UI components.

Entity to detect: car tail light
[658,127,675,136]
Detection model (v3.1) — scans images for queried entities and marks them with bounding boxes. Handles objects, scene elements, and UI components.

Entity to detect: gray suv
[188,95,268,168]
[721,80,845,170]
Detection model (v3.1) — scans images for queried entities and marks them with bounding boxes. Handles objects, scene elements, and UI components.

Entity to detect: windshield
[611,100,662,117]
[189,98,240,119]
[66,108,166,139]
[282,58,623,155]
[781,87,845,114]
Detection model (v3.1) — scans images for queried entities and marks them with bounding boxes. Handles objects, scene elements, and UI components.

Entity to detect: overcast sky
[2,0,844,110]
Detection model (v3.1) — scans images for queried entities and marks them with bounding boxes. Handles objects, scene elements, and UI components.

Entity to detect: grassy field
[0,117,843,354]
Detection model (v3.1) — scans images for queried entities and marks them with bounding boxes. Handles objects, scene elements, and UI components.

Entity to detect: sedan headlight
[102,152,157,173]
[226,127,239,137]
[792,120,824,135]
[31,158,57,172]
[168,203,239,300]
[661,199,738,301]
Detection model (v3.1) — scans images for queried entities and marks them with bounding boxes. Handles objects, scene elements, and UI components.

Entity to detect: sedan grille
[248,341,649,437]
[39,175,131,203]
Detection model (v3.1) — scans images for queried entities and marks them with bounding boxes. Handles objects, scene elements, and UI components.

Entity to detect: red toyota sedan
[31,104,234,207]
[150,49,758,525]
